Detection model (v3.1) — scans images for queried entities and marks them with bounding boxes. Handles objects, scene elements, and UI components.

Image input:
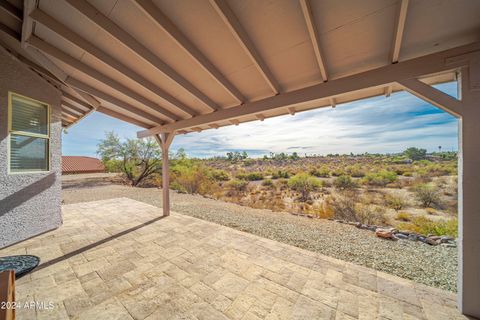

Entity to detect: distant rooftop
[62,156,105,174]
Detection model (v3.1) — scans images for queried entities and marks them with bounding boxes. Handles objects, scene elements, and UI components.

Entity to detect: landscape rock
[407,234,419,241]
[426,237,441,246]
[440,236,455,244]
[395,233,409,240]
[375,228,398,240]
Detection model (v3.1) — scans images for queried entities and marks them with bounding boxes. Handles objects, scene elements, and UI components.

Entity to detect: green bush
[288,173,322,201]
[310,166,330,177]
[172,165,216,195]
[363,170,397,186]
[272,170,290,179]
[262,179,274,187]
[228,179,249,192]
[236,172,263,181]
[396,212,412,222]
[333,175,356,190]
[385,195,406,210]
[398,216,458,237]
[414,184,441,208]
[345,165,365,178]
[210,169,230,181]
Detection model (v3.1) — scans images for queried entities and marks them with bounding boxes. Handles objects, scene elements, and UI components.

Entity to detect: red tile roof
[62,156,106,174]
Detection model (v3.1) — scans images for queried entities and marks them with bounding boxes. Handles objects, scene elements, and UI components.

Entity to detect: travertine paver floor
[0,198,466,320]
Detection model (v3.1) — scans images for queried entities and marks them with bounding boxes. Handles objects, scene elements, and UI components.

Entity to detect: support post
[155,132,175,217]
[458,65,480,318]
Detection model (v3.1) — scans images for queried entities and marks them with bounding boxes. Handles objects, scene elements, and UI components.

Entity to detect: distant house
[62,156,106,175]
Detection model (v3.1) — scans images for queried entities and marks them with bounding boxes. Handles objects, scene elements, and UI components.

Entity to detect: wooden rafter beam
[21,0,36,48]
[67,77,165,125]
[1,18,101,115]
[287,107,296,115]
[62,93,93,111]
[255,114,265,121]
[27,35,179,122]
[65,0,218,112]
[134,0,245,104]
[30,9,197,118]
[62,100,89,114]
[208,124,219,129]
[62,109,78,119]
[62,107,82,118]
[299,0,328,82]
[391,0,409,63]
[330,97,336,108]
[397,78,462,117]
[138,40,480,137]
[0,22,20,40]
[0,0,22,21]
[210,0,280,95]
[386,0,409,96]
[97,106,151,128]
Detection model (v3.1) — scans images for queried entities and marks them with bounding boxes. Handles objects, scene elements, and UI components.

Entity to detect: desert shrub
[363,170,397,187]
[315,201,334,219]
[331,168,345,177]
[210,169,230,181]
[228,179,249,192]
[243,159,255,166]
[275,178,289,190]
[327,194,358,221]
[262,179,274,187]
[327,193,386,224]
[385,194,406,210]
[272,170,290,179]
[345,165,365,178]
[396,212,412,222]
[236,172,263,181]
[288,173,322,201]
[414,184,442,208]
[172,165,216,195]
[310,166,330,177]
[397,216,458,237]
[355,204,386,225]
[333,175,356,190]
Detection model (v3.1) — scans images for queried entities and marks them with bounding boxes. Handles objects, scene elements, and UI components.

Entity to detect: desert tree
[97,131,162,186]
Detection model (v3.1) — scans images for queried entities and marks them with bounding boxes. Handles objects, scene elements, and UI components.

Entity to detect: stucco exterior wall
[0,48,62,248]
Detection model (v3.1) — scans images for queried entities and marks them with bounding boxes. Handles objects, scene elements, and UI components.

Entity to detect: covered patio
[0,198,465,319]
[0,0,479,317]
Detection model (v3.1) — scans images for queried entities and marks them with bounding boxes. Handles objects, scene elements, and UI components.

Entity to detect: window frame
[7,92,51,174]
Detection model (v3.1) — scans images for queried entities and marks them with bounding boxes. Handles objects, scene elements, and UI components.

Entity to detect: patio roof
[0,198,466,319]
[1,1,480,316]
[0,0,478,130]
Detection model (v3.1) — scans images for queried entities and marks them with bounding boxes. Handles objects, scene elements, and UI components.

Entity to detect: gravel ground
[62,184,458,292]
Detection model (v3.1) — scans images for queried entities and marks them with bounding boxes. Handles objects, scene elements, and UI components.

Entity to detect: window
[8,92,50,173]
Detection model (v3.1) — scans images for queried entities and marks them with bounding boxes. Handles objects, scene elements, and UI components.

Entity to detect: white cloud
[63,82,459,157]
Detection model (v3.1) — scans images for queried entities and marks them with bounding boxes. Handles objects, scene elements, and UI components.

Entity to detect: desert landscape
[63,138,459,292]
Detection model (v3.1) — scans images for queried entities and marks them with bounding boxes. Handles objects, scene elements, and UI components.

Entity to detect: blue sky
[62,82,459,158]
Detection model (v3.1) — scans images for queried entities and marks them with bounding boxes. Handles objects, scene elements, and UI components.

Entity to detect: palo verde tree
[97,131,162,186]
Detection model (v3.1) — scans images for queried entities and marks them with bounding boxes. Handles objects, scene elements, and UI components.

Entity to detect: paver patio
[0,198,465,320]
